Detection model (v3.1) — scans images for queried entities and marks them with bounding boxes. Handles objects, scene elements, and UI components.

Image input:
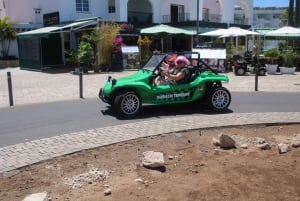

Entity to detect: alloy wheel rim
[121,94,140,115]
[212,90,230,109]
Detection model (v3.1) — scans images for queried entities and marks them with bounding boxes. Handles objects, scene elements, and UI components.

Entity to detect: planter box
[0,59,19,68]
[279,67,296,74]
[266,64,278,75]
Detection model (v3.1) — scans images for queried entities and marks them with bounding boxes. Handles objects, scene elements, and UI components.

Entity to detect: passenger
[153,55,177,85]
[154,55,190,85]
[163,55,177,70]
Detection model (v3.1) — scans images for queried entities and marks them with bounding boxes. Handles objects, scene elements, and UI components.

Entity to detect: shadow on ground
[101,102,233,120]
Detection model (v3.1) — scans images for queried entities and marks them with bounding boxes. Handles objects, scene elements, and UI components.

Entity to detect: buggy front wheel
[207,87,231,112]
[114,91,141,118]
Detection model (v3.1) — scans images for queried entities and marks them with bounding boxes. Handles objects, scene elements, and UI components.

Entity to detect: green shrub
[264,48,280,64]
[281,50,295,67]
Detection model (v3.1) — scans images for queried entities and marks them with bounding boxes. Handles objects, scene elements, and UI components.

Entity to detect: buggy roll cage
[163,51,219,75]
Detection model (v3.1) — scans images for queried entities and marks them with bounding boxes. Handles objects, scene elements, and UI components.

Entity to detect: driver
[154,55,190,85]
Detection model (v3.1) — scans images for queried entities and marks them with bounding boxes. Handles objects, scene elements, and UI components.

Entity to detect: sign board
[192,48,226,59]
[121,46,139,53]
[43,12,60,27]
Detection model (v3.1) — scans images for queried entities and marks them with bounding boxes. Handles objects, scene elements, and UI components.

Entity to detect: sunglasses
[177,60,185,64]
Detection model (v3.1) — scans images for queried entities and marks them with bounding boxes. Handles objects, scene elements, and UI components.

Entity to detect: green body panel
[102,69,229,105]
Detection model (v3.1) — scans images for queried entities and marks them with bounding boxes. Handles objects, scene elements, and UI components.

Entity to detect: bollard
[79,69,83,98]
[7,72,14,106]
[255,65,259,91]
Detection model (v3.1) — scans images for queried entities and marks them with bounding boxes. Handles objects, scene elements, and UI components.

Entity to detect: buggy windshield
[142,54,167,71]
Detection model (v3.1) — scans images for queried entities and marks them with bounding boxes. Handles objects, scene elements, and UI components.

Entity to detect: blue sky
[254,0,289,7]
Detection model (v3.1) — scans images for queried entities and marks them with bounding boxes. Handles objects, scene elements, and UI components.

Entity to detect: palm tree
[0,16,16,59]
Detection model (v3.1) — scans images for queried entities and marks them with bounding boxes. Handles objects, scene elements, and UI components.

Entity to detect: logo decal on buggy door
[157,92,190,100]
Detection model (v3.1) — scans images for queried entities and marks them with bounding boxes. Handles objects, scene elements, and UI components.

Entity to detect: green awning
[17,20,97,38]
[180,26,217,34]
[255,29,274,35]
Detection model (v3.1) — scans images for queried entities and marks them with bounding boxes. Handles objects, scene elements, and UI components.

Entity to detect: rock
[212,137,220,146]
[256,137,266,144]
[104,188,112,196]
[257,143,271,150]
[278,143,291,154]
[240,144,249,149]
[135,178,144,183]
[22,192,48,201]
[291,134,300,148]
[218,133,236,149]
[142,151,165,168]
[168,155,175,160]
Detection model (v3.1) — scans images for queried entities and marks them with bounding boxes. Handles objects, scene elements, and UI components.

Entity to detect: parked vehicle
[99,52,231,118]
[230,54,267,76]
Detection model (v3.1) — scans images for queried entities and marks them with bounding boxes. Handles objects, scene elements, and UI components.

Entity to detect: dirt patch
[1,124,300,201]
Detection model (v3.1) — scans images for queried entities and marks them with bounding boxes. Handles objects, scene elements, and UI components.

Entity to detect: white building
[1,0,255,57]
[235,6,287,29]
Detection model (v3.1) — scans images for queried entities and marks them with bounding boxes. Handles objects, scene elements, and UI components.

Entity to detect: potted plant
[65,41,94,74]
[279,50,296,74]
[263,48,280,74]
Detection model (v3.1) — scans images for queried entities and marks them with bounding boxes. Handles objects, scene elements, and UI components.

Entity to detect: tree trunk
[288,0,295,26]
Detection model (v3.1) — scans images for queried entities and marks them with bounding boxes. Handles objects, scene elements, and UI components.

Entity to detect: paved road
[0,67,300,174]
[1,67,300,108]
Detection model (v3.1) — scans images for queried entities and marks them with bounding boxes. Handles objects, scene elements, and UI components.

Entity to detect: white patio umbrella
[140,24,196,35]
[200,27,260,52]
[200,27,259,37]
[265,26,300,37]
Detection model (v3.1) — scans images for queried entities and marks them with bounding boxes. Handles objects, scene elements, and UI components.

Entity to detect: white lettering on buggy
[157,92,190,100]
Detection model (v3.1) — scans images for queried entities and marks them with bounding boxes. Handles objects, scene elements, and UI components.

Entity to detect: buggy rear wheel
[207,87,231,112]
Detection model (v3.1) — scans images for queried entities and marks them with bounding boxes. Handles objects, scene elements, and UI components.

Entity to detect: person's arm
[163,71,185,81]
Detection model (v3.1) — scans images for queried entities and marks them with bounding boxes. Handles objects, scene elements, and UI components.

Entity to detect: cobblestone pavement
[1,67,300,174]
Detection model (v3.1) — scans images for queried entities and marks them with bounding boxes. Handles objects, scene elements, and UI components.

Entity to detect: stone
[104,188,112,196]
[278,143,291,154]
[142,151,165,168]
[168,155,175,160]
[291,134,300,148]
[257,143,271,150]
[218,133,236,149]
[22,192,48,201]
[240,144,249,149]
[212,137,220,146]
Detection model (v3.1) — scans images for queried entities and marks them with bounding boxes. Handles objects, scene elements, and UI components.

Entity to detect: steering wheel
[153,65,165,77]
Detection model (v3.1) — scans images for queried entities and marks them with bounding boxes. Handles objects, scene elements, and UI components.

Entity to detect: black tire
[258,68,266,76]
[207,87,231,112]
[235,67,246,76]
[114,91,141,118]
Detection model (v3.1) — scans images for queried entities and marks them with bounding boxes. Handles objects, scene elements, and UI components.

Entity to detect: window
[76,0,90,13]
[171,4,185,23]
[108,0,115,13]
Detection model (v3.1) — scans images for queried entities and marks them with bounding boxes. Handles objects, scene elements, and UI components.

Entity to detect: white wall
[6,0,40,23]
